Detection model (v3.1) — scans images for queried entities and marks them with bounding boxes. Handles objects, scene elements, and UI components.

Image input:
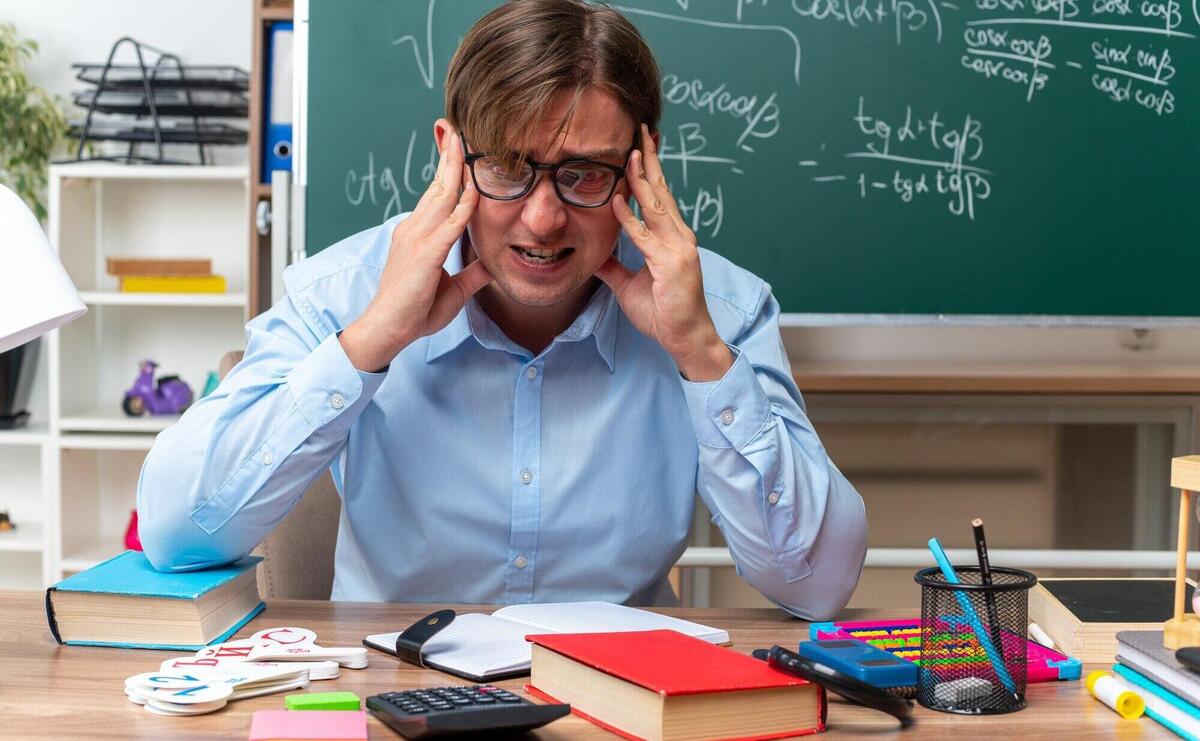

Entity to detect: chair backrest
[219,351,341,599]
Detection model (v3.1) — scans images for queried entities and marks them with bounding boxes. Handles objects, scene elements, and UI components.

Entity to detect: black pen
[972,517,1005,658]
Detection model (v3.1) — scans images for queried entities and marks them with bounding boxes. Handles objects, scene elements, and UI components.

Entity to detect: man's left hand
[595,124,734,382]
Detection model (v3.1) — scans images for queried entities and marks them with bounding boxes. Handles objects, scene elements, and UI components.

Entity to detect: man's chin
[492,273,585,308]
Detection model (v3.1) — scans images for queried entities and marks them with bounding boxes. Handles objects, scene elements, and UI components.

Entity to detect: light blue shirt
[137,213,867,619]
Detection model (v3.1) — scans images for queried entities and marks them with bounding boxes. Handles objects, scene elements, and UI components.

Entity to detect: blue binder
[262,21,293,182]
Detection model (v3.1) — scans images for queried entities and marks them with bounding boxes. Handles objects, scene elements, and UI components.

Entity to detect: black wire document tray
[73,63,249,92]
[65,37,250,165]
[73,89,249,118]
[69,121,247,146]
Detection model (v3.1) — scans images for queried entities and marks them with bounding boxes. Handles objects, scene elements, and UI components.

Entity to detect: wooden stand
[1165,456,1200,649]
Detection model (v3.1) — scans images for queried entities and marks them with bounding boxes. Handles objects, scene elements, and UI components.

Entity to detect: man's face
[461,88,635,308]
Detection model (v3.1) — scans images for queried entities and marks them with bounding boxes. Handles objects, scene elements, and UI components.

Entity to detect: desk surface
[2,591,1164,739]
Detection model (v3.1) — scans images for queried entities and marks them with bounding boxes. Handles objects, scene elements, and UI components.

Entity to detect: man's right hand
[339,127,492,372]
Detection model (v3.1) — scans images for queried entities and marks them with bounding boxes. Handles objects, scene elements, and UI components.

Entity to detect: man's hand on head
[339,124,493,373]
[595,123,734,383]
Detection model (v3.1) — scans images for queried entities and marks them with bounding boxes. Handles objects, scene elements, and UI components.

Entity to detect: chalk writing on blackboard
[809,98,992,220]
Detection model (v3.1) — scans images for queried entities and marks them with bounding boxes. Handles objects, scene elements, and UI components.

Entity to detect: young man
[137,0,867,619]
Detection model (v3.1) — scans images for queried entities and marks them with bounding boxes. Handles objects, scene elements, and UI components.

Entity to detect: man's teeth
[516,247,569,263]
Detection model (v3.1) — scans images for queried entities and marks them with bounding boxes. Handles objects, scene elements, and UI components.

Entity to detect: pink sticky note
[248,710,367,740]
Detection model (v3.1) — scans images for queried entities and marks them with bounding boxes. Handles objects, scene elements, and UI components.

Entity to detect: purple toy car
[122,359,193,416]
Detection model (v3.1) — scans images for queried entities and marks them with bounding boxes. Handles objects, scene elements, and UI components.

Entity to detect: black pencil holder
[913,566,1038,715]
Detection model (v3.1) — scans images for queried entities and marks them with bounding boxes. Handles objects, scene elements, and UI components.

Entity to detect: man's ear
[651,128,661,150]
[433,118,453,155]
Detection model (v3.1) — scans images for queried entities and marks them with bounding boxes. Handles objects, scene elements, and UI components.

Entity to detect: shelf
[80,291,248,308]
[0,522,44,553]
[53,162,249,183]
[59,433,157,451]
[61,539,126,573]
[60,409,180,434]
[0,422,50,446]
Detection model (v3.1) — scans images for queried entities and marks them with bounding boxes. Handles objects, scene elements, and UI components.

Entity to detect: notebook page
[493,601,730,644]
[364,613,535,677]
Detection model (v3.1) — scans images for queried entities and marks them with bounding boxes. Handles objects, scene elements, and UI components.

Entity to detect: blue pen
[927,537,1018,696]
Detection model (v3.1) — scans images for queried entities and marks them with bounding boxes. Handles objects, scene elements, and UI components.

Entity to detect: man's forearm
[682,337,867,619]
[137,328,385,572]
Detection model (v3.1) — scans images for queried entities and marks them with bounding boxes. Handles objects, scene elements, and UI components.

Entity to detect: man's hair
[444,0,661,162]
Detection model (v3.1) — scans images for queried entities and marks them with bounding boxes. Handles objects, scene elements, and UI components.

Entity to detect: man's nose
[520,172,568,236]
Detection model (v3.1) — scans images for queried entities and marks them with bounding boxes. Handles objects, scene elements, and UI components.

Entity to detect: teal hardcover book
[45,550,265,650]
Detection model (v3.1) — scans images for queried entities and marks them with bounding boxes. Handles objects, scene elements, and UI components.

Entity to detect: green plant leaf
[0,22,65,220]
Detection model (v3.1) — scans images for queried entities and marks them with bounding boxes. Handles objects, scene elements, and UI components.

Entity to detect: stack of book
[107,257,226,293]
[1115,630,1200,738]
[45,549,263,650]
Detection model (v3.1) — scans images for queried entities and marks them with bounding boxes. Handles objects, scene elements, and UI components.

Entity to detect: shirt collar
[424,232,634,371]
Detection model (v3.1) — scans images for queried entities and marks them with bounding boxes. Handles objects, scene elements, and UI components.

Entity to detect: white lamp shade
[0,183,87,353]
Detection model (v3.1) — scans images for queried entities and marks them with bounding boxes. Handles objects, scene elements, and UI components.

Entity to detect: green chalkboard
[305,0,1200,318]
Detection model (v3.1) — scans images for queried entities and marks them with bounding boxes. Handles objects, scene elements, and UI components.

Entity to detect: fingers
[413,127,466,224]
[638,123,669,191]
[451,257,494,299]
[611,192,665,266]
[626,125,691,239]
[422,179,477,266]
[593,254,636,296]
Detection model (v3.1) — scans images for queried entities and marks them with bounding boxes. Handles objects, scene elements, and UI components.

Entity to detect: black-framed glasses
[461,133,633,208]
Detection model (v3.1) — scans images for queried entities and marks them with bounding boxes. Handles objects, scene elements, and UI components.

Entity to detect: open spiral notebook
[363,601,729,682]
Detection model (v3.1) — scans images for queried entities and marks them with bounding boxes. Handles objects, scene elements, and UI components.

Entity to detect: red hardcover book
[526,629,825,741]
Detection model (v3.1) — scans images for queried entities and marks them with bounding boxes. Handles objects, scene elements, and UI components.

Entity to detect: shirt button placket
[509,360,542,604]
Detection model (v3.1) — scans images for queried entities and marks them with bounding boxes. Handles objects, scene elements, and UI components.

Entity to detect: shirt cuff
[680,344,771,450]
[286,332,387,429]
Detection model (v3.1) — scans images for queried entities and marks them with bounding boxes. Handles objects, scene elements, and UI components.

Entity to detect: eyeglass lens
[472,156,618,207]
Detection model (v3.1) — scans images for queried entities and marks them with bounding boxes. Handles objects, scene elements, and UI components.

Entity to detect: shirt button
[262,451,274,465]
[767,491,781,505]
[525,367,537,380]
[514,555,528,569]
[519,469,533,485]
[330,393,345,409]
[720,408,735,425]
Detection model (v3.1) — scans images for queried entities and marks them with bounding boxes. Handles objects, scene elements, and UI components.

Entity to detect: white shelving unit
[0,162,250,589]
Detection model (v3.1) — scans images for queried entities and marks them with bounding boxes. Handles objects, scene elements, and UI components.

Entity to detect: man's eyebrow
[555,146,628,161]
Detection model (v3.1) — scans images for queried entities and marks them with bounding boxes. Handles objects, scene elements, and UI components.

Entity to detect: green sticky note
[284,691,361,710]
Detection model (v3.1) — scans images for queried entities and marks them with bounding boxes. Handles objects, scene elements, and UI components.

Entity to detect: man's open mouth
[512,246,574,265]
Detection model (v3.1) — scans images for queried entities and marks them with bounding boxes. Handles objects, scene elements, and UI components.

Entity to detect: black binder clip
[395,609,456,668]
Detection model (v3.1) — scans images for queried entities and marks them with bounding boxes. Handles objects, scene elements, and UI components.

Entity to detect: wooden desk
[1,591,1166,739]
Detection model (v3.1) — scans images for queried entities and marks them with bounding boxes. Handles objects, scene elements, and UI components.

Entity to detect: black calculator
[365,685,571,738]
